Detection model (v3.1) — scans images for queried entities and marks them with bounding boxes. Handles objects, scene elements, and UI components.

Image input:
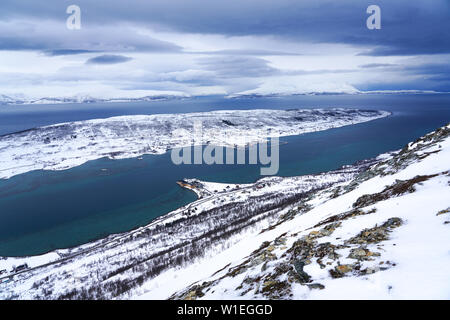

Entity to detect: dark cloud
[404,63,450,75]
[0,20,181,54]
[0,0,449,94]
[86,54,132,65]
[0,0,448,56]
[359,63,397,69]
[358,62,450,92]
[198,56,278,78]
[186,49,303,56]
[44,49,96,56]
[286,69,357,76]
[402,63,450,85]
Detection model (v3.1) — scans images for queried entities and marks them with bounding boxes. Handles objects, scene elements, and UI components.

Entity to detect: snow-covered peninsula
[0,108,389,179]
[0,123,448,300]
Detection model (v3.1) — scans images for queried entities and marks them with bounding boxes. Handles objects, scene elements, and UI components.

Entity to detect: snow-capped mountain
[0,93,188,105]
[0,94,28,104]
[0,123,448,300]
[228,89,444,99]
[1,91,444,105]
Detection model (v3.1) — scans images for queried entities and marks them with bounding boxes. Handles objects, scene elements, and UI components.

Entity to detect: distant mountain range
[228,89,444,99]
[0,90,445,105]
[0,94,188,105]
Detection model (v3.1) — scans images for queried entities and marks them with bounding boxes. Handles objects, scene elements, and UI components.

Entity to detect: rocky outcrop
[169,124,450,300]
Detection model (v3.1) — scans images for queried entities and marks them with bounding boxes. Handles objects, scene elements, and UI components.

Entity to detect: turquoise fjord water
[0,94,449,256]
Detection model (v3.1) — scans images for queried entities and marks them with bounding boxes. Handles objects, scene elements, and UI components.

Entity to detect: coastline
[0,108,390,180]
[0,124,448,299]
[0,158,369,281]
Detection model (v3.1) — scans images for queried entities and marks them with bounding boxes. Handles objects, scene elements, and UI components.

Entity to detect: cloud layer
[0,0,449,97]
[86,55,133,65]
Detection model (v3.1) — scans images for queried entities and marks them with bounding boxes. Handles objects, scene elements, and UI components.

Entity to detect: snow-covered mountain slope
[161,124,450,300]
[0,162,366,300]
[0,108,389,179]
[0,123,448,300]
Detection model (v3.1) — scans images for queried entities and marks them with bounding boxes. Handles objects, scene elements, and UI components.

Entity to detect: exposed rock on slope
[168,124,450,300]
[0,124,448,300]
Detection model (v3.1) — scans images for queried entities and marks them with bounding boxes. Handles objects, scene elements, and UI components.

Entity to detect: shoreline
[0,160,368,280]
[0,108,391,180]
[0,155,379,262]
[0,124,448,299]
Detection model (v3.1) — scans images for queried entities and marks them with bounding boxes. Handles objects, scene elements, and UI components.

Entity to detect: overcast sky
[0,0,449,98]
